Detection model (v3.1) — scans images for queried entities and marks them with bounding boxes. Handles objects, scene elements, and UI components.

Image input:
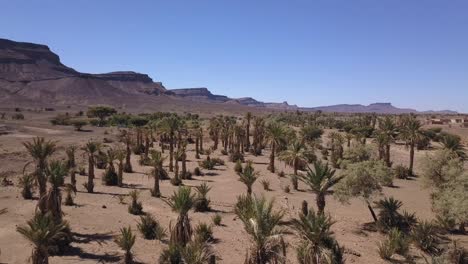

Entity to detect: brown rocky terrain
[0,38,458,114]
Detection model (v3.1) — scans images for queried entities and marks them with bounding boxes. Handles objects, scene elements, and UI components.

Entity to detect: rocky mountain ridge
[0,38,457,114]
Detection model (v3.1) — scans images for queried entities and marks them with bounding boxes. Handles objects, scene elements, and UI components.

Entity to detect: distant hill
[0,38,458,114]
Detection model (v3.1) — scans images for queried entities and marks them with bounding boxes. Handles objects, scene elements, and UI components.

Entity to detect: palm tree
[279,140,310,176]
[235,195,286,264]
[245,112,253,151]
[115,147,126,187]
[66,145,78,188]
[265,122,286,173]
[373,132,389,161]
[39,160,67,223]
[379,116,397,167]
[400,116,423,175]
[114,226,136,264]
[166,187,196,247]
[23,137,57,197]
[209,117,221,150]
[120,130,133,173]
[238,161,259,196]
[160,115,182,172]
[82,141,101,193]
[17,213,70,264]
[292,209,344,264]
[172,148,183,186]
[252,117,265,155]
[298,161,343,214]
[150,150,166,197]
[441,133,466,159]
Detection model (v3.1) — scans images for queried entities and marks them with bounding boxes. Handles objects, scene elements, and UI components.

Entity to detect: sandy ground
[0,113,467,264]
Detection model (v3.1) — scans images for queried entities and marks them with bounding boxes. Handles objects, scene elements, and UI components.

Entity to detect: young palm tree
[209,117,221,150]
[102,148,118,186]
[19,172,34,200]
[238,161,259,196]
[82,141,101,193]
[166,187,196,247]
[373,132,389,161]
[171,148,183,186]
[114,226,136,264]
[265,122,286,173]
[400,116,423,175]
[160,115,182,172]
[292,209,344,264]
[23,137,57,198]
[279,140,310,175]
[235,195,286,264]
[379,116,397,167]
[115,147,126,187]
[40,160,67,223]
[17,213,70,264]
[252,117,265,155]
[245,112,253,151]
[441,133,466,159]
[181,239,214,264]
[298,161,344,214]
[121,130,134,173]
[65,145,77,170]
[150,150,166,197]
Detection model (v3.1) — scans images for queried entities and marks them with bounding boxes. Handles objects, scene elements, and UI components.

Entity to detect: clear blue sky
[2,0,468,112]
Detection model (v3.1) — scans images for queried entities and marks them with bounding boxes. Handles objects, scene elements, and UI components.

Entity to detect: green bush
[137,215,166,240]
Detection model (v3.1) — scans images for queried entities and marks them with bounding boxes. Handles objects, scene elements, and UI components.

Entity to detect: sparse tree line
[6,107,467,263]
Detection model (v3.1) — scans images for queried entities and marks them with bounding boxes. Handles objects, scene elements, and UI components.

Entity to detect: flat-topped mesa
[167,88,229,102]
[90,71,154,83]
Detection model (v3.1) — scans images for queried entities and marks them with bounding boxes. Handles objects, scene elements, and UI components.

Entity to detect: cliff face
[0,38,166,104]
[167,88,229,102]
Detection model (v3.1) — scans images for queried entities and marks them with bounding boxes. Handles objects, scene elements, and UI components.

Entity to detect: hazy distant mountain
[0,38,458,114]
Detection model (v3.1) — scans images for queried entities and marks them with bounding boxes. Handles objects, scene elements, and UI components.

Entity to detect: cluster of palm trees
[14,109,467,264]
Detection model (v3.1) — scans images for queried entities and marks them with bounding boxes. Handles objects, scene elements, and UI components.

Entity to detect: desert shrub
[170,176,182,186]
[220,149,228,155]
[211,158,224,166]
[199,159,215,170]
[283,185,290,193]
[70,119,88,131]
[421,149,464,187]
[377,239,394,260]
[159,244,182,264]
[193,167,203,176]
[88,118,101,127]
[411,221,441,255]
[102,167,118,186]
[137,215,166,240]
[234,160,243,174]
[434,214,457,233]
[212,214,222,226]
[50,114,69,125]
[343,144,372,163]
[19,173,34,199]
[229,151,244,163]
[394,165,410,179]
[260,179,270,191]
[193,182,211,212]
[378,228,410,260]
[128,190,143,215]
[277,170,285,178]
[12,113,24,120]
[194,222,213,243]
